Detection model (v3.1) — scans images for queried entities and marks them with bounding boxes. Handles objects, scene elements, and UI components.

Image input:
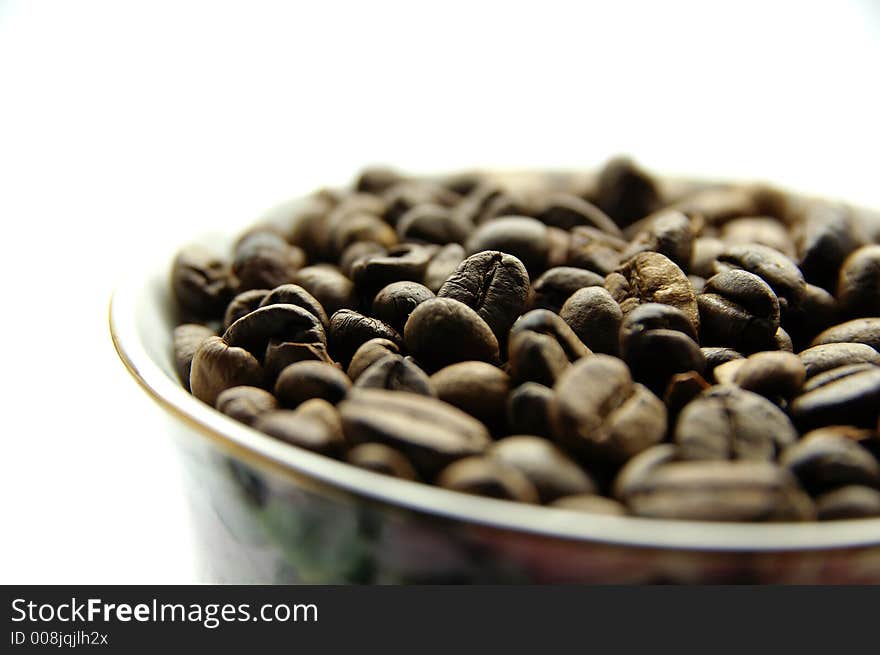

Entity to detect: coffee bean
[621,209,695,270]
[837,245,880,318]
[790,363,880,430]
[223,289,270,330]
[619,302,698,344]
[466,216,549,275]
[259,284,329,327]
[430,361,510,430]
[338,389,491,476]
[215,385,278,426]
[382,181,461,226]
[714,243,805,317]
[534,192,622,235]
[612,443,679,501]
[595,156,659,227]
[351,244,437,302]
[347,443,418,480]
[339,241,387,278]
[327,211,398,260]
[559,286,622,356]
[712,359,746,385]
[453,182,526,226]
[354,166,406,194]
[622,328,705,396]
[264,340,335,380]
[355,354,434,396]
[701,347,745,373]
[507,382,555,438]
[293,265,358,315]
[550,494,628,515]
[697,269,780,352]
[799,342,880,378]
[565,226,626,275]
[171,245,234,319]
[224,304,326,359]
[190,336,263,406]
[785,283,839,350]
[396,203,470,245]
[436,456,540,503]
[795,201,866,292]
[811,318,880,352]
[254,410,345,457]
[553,355,667,464]
[690,237,726,278]
[328,309,401,368]
[780,429,880,494]
[294,398,346,446]
[488,435,596,502]
[438,251,530,340]
[371,281,435,334]
[674,385,798,461]
[816,485,880,520]
[529,267,605,314]
[173,323,215,390]
[721,216,796,258]
[346,338,401,381]
[424,243,466,292]
[673,184,784,227]
[663,370,711,418]
[274,361,351,409]
[404,298,500,372]
[233,231,305,291]
[774,326,794,352]
[510,309,592,361]
[731,351,806,399]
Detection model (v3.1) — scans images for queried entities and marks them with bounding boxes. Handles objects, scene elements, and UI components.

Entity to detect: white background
[1,0,878,583]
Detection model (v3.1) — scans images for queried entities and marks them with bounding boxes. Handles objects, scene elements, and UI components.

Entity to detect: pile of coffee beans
[171,158,880,522]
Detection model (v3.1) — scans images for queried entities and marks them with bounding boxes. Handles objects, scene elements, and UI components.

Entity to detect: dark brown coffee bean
[510,309,591,360]
[346,443,418,480]
[790,363,880,430]
[622,328,705,395]
[327,211,398,260]
[424,243,466,292]
[453,182,527,226]
[438,251,530,340]
[254,410,345,457]
[565,226,626,275]
[351,244,437,302]
[837,245,880,318]
[190,336,263,406]
[371,281,435,334]
[436,456,539,503]
[799,342,880,378]
[690,237,726,278]
[612,443,679,501]
[816,485,880,520]
[606,252,699,331]
[338,389,491,476]
[346,338,401,381]
[295,397,346,445]
[701,347,745,373]
[697,269,780,352]
[259,284,329,327]
[488,436,596,502]
[507,382,555,438]
[795,201,866,292]
[732,351,806,398]
[621,209,695,270]
[173,323,215,390]
[721,216,795,258]
[811,318,880,352]
[382,180,461,226]
[328,309,401,368]
[465,216,549,275]
[396,203,470,245]
[623,460,814,522]
[404,297,500,372]
[354,166,406,194]
[559,286,622,356]
[223,303,326,359]
[550,494,628,515]
[264,340,335,380]
[339,241,387,278]
[785,283,839,350]
[355,354,434,396]
[780,429,880,494]
[274,361,351,408]
[714,243,805,317]
[674,385,797,461]
[712,359,746,385]
[430,361,510,430]
[553,355,667,464]
[233,231,305,291]
[215,385,278,426]
[293,265,357,315]
[528,267,605,314]
[663,371,711,418]
[594,156,659,227]
[672,184,785,227]
[223,289,270,330]
[171,245,234,319]
[619,302,698,345]
[533,192,622,236]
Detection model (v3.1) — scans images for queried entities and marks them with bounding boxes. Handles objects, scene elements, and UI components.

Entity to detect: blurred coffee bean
[701,347,745,374]
[347,443,418,480]
[430,361,510,430]
[293,265,358,315]
[233,231,305,291]
[223,289,270,330]
[354,165,406,194]
[672,184,785,227]
[534,192,622,235]
[799,342,880,378]
[795,201,866,292]
[595,156,659,227]
[190,336,263,406]
[508,330,571,387]
[274,361,351,409]
[254,410,345,458]
[371,281,435,334]
[731,351,806,399]
[216,386,278,426]
[465,216,549,275]
[690,237,726,278]
[424,243,466,292]
[396,203,470,245]
[259,283,329,327]
[507,382,555,438]
[511,309,592,361]
[559,286,622,355]
[621,209,694,270]
[339,241,387,278]
[550,494,628,515]
[811,318,880,352]
[837,245,880,318]
[173,323,215,390]
[612,443,679,501]
[619,303,698,345]
[529,267,605,314]
[382,181,461,226]
[295,398,346,445]
[790,363,880,430]
[663,371,711,419]
[327,211,398,260]
[697,269,780,353]
[816,486,880,520]
[404,298,500,372]
[328,309,401,368]
[355,354,434,396]
[785,283,838,349]
[623,328,705,396]
[780,429,880,494]
[264,341,334,380]
[453,182,526,226]
[171,245,234,319]
[436,456,540,503]
[721,216,795,258]
[712,359,745,385]
[566,226,626,275]
[351,244,437,302]
[346,338,401,381]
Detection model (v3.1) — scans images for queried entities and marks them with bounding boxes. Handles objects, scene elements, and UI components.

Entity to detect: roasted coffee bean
[619,303,698,345]
[264,340,335,380]
[790,363,880,429]
[553,355,667,464]
[171,245,234,319]
[215,386,278,426]
[274,361,351,408]
[338,389,491,476]
[701,347,745,373]
[785,283,839,350]
[355,354,434,396]
[404,298,500,372]
[295,398,346,445]
[506,382,555,438]
[438,170,484,196]
[224,304,326,359]
[606,252,699,330]
[452,182,523,226]
[622,460,814,522]
[354,165,406,194]
[774,327,794,352]
[675,385,797,461]
[293,265,357,315]
[347,443,418,480]
[811,318,880,352]
[328,309,401,368]
[712,359,746,385]
[799,342,880,378]
[663,371,711,418]
[327,211,398,260]
[351,244,437,302]
[424,243,466,292]
[190,336,263,406]
[396,204,470,245]
[690,237,726,278]
[595,156,659,227]
[436,456,540,503]
[173,323,215,390]
[430,361,510,430]
[466,216,549,275]
[488,436,596,502]
[346,338,401,381]
[714,243,806,317]
[254,410,345,457]
[528,267,605,314]
[795,201,866,292]
[382,180,460,226]
[510,310,592,361]
[612,443,679,501]
[233,231,305,291]
[780,429,880,494]
[339,241,387,278]
[565,226,626,275]
[259,284,329,327]
[622,328,705,395]
[371,281,435,334]
[697,269,780,352]
[534,192,622,236]
[721,216,795,258]
[438,251,530,340]
[731,351,806,399]
[816,485,880,520]
[621,209,695,270]
[673,184,784,227]
[559,286,622,356]
[550,494,628,514]
[837,245,880,318]
[689,275,706,295]
[223,289,270,330]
